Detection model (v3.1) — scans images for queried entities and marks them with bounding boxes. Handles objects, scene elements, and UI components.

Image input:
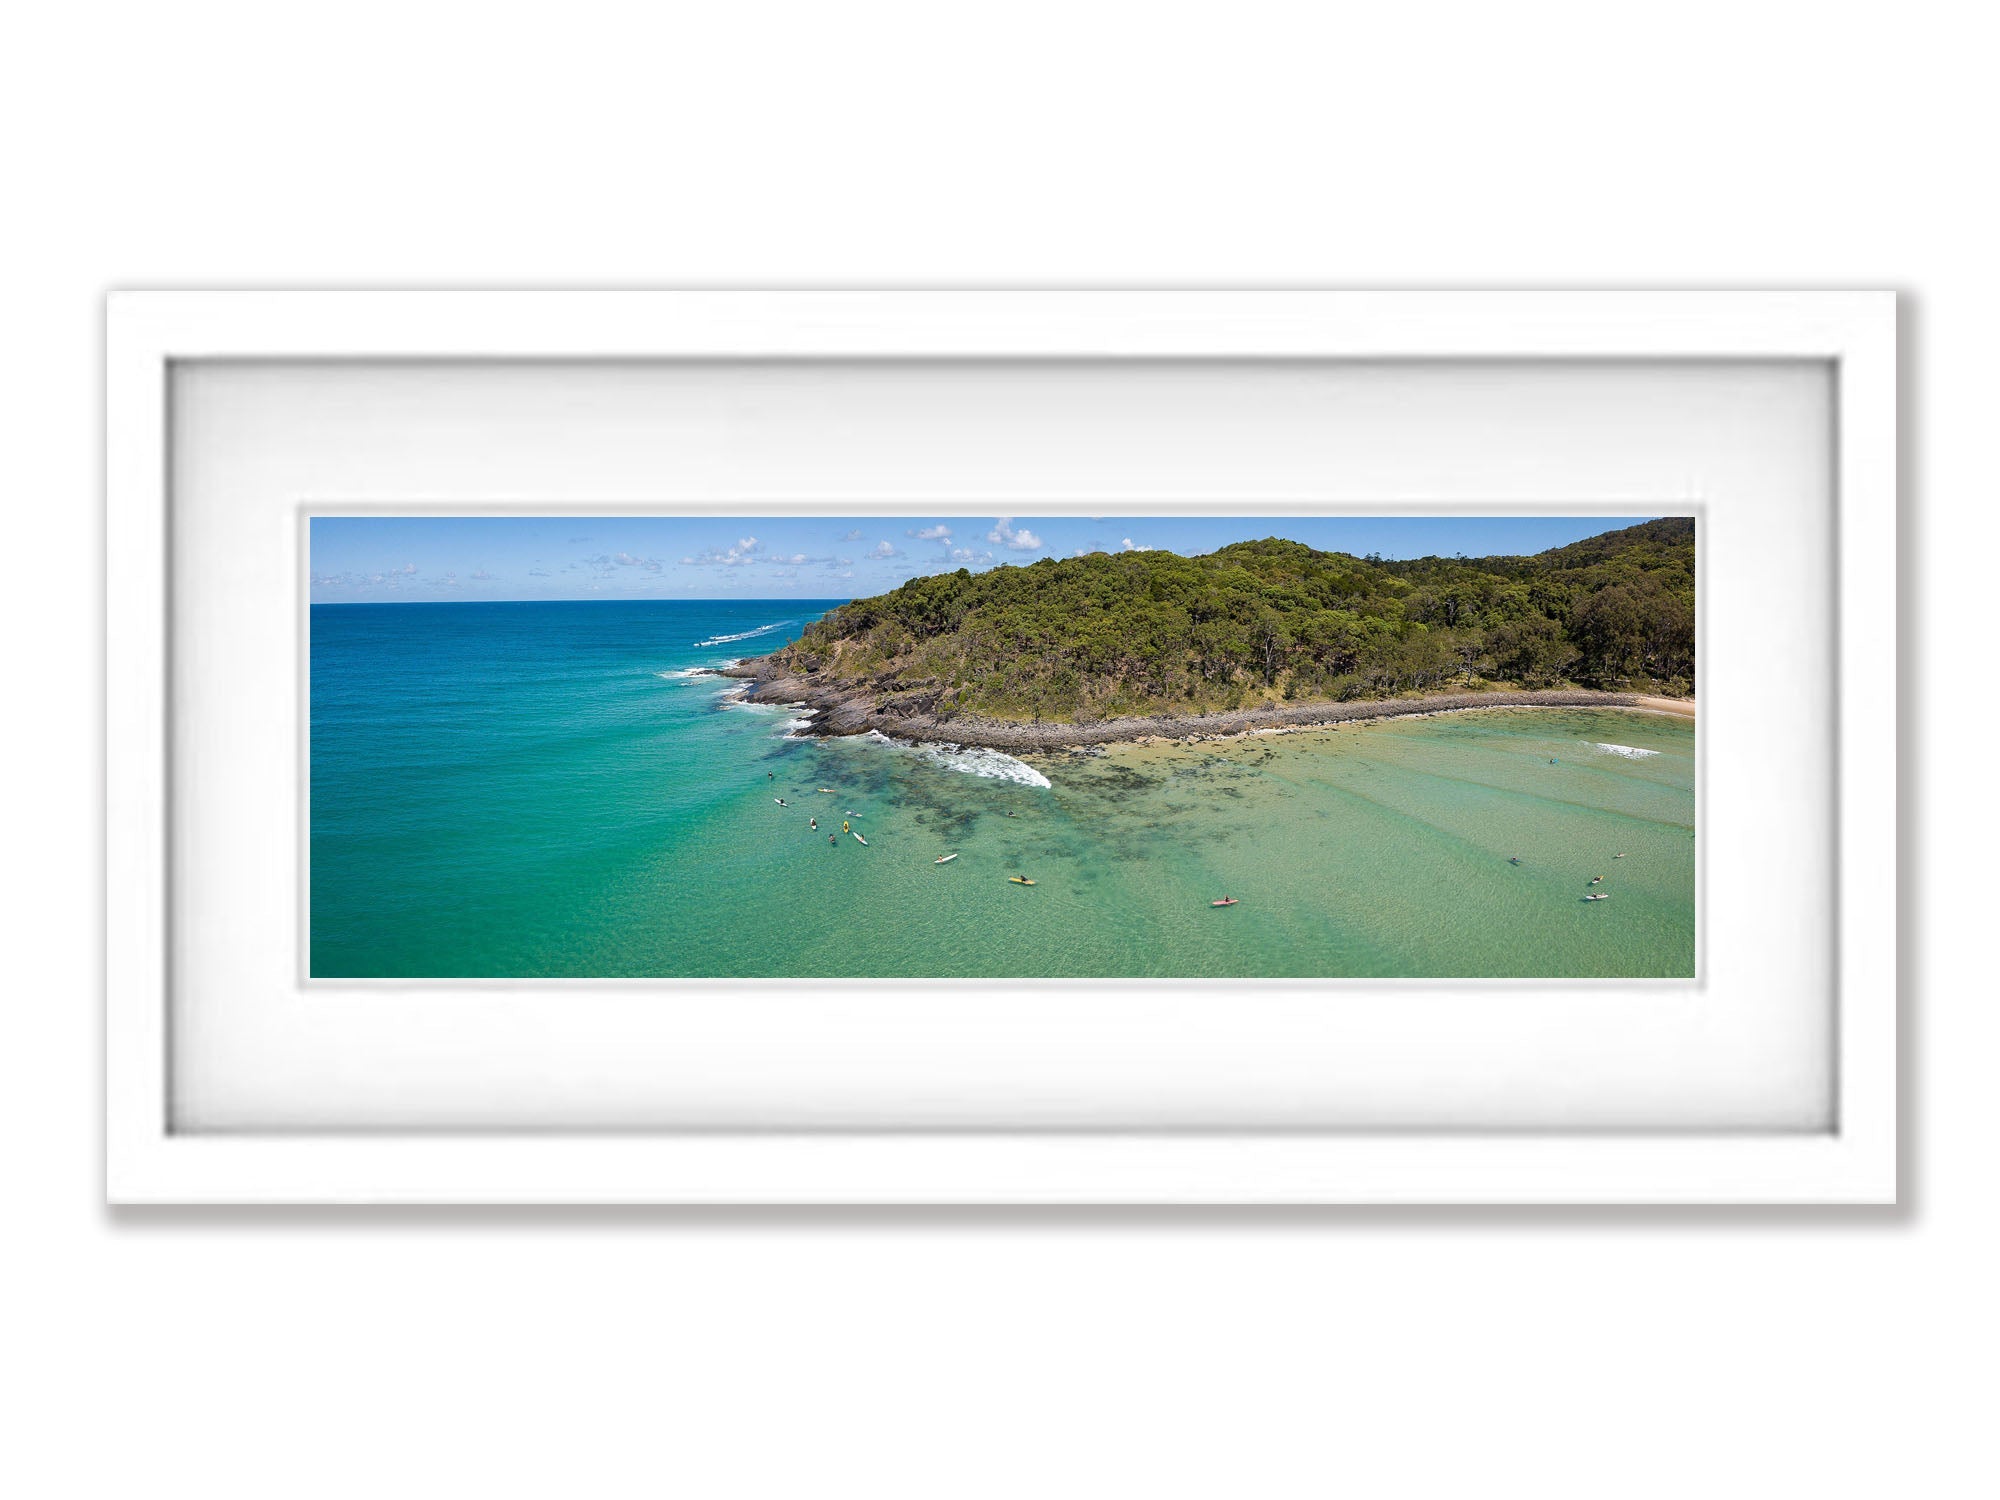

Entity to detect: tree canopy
[770,518,1694,723]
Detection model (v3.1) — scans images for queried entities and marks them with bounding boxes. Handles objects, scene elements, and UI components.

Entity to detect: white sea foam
[656,666,718,680]
[694,620,793,648]
[864,730,1053,789]
[1594,742,1660,759]
[717,692,819,740]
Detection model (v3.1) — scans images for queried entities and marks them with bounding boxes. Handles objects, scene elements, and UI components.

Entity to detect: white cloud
[908,524,952,541]
[679,539,759,568]
[948,546,993,564]
[842,529,865,542]
[470,568,493,580]
[1120,538,1154,552]
[869,540,899,558]
[768,552,810,565]
[987,517,1043,552]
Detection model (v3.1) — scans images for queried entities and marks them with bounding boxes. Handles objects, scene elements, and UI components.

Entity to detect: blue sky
[308,515,1665,603]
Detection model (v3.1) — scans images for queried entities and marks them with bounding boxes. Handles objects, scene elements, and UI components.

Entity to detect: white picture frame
[107,290,1896,1204]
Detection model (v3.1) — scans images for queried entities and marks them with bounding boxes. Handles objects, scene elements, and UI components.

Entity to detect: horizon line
[308,595,859,606]
[309,518,1684,606]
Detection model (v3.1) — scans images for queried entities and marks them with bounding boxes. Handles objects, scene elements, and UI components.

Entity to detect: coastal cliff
[724,519,1694,751]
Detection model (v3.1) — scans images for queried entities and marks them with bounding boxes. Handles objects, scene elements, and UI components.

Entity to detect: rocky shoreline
[718,659,1679,753]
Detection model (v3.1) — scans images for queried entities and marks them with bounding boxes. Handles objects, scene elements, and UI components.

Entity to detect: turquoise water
[311,602,1696,978]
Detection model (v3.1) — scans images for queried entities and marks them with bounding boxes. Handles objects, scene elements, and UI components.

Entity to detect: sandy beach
[722,658,1694,753]
[1630,695,1698,718]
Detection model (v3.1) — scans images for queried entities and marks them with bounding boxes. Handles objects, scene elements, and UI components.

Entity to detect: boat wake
[1594,742,1661,759]
[695,620,793,647]
[863,731,1053,789]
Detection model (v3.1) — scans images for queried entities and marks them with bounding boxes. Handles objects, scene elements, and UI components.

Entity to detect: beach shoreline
[1629,694,1697,719]
[719,658,1694,753]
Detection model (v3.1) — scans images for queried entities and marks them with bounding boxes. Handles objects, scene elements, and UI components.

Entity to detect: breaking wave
[864,731,1053,789]
[656,666,719,680]
[695,621,793,647]
[717,691,817,738]
[1594,742,1661,759]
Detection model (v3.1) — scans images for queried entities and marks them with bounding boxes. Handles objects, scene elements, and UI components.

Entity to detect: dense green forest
[770,518,1695,723]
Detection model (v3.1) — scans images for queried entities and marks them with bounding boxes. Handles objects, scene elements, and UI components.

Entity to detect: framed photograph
[107,290,1895,1203]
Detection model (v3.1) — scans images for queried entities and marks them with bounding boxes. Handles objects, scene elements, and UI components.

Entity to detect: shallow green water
[311,603,1694,978]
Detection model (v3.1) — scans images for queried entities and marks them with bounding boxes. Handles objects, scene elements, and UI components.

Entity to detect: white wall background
[1,4,1985,1497]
